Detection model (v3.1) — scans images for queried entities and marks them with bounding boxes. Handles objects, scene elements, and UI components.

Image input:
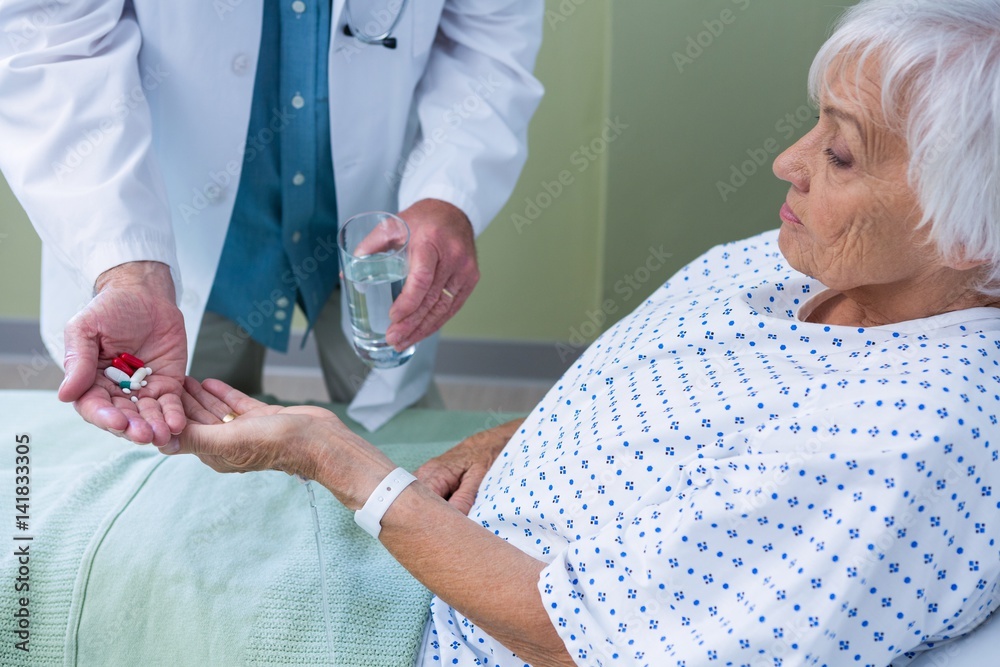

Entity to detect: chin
[776,224,798,263]
[777,227,816,281]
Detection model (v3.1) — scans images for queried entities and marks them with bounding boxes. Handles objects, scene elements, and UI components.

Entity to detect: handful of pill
[103,353,153,403]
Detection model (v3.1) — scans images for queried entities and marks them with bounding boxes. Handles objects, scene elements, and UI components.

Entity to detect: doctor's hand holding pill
[58,261,187,447]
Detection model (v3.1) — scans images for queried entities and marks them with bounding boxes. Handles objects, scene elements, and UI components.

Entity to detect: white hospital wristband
[354,467,417,539]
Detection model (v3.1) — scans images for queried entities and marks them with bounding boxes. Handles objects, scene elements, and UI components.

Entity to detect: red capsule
[118,352,146,369]
[112,357,135,375]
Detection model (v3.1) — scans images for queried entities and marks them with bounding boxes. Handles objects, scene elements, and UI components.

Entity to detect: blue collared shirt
[207,0,338,351]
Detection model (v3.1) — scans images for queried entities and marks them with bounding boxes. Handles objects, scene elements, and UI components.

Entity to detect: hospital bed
[0,390,994,666]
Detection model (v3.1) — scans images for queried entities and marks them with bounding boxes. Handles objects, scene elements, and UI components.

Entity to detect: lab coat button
[231,54,249,75]
[292,172,305,186]
[276,297,290,308]
[291,1,306,13]
[291,231,302,243]
[275,309,287,321]
[291,94,305,109]
[205,186,226,204]
[180,288,200,310]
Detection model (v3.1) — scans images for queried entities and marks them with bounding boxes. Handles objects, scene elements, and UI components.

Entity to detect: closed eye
[824,148,852,169]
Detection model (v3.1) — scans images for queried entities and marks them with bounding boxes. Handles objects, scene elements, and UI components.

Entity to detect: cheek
[802,192,847,244]
[781,187,870,282]
[845,181,920,253]
[806,174,875,244]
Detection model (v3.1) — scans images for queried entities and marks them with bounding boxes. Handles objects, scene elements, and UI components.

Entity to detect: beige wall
[0,1,855,344]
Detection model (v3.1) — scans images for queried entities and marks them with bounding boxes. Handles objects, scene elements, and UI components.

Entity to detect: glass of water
[338,211,415,369]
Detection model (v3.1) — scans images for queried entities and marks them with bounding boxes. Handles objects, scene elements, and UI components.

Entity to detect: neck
[806,273,1000,327]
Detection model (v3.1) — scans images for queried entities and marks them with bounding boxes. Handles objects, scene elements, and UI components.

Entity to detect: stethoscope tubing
[343,0,408,45]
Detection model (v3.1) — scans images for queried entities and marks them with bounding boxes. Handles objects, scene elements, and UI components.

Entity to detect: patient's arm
[374,465,573,667]
[415,417,525,514]
[175,379,573,667]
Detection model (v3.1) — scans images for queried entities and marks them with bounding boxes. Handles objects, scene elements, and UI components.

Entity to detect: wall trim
[0,319,50,361]
[0,318,578,381]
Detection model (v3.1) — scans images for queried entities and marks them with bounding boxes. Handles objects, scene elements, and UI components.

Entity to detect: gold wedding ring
[441,288,456,299]
[222,411,238,423]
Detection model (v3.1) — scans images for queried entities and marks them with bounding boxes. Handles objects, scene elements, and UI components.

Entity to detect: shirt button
[274,323,284,332]
[292,172,305,186]
[231,53,249,75]
[276,297,290,308]
[275,309,288,321]
[291,231,302,243]
[291,94,305,109]
[291,0,306,13]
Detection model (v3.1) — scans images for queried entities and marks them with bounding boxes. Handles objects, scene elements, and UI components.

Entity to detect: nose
[773,134,810,193]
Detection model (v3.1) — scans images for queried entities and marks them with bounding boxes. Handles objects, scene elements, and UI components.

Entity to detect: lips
[780,202,802,225]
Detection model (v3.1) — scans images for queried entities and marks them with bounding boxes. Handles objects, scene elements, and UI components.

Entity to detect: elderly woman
[167,1,1000,664]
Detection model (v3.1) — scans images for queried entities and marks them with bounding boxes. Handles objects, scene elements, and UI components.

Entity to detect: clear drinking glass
[338,211,414,369]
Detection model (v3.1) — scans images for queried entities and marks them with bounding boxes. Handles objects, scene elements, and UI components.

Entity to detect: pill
[112,357,135,375]
[105,367,131,383]
[119,353,146,369]
[130,396,138,403]
[118,380,131,390]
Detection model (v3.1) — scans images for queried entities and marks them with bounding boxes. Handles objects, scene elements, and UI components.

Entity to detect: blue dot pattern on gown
[418,230,1000,666]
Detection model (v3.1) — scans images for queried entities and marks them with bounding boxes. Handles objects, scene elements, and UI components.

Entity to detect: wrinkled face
[773,59,945,295]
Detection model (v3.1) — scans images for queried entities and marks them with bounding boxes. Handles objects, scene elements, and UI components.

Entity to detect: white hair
[809,0,1000,296]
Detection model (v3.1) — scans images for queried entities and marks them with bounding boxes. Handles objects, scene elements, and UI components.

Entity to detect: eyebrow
[822,105,868,144]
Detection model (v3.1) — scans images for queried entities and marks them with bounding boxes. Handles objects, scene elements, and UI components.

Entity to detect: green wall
[599,0,853,312]
[443,0,611,341]
[0,1,854,342]
[0,175,39,319]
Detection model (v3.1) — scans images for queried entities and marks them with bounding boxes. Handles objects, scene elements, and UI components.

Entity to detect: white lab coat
[0,0,543,428]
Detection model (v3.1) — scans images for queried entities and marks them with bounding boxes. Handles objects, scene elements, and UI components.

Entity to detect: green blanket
[0,390,517,666]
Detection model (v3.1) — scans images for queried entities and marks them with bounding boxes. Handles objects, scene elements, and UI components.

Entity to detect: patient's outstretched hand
[175,379,525,515]
[416,418,525,515]
[172,377,339,478]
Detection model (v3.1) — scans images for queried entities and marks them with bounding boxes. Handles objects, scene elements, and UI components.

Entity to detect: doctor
[0,0,543,444]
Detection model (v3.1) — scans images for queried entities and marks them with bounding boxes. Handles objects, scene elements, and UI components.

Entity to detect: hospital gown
[417,230,1000,666]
